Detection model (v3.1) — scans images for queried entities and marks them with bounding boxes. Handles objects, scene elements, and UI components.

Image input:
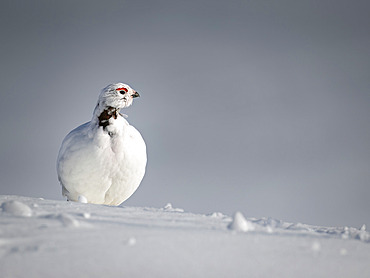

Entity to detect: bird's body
[57,83,146,206]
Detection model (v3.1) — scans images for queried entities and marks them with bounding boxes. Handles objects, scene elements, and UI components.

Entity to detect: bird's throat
[98,107,118,128]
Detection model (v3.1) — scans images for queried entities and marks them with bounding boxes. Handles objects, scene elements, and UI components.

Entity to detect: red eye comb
[116,87,128,92]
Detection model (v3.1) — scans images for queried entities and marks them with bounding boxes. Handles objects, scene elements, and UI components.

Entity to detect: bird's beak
[132,92,140,98]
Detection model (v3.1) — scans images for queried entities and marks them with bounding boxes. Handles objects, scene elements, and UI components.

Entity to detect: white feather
[57,83,147,206]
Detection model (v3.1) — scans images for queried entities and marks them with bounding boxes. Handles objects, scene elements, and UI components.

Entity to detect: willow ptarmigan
[57,83,147,205]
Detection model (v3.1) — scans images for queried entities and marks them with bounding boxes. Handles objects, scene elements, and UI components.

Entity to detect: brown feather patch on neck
[98,107,118,128]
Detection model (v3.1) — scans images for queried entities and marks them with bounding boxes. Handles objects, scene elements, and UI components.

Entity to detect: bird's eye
[116,87,128,94]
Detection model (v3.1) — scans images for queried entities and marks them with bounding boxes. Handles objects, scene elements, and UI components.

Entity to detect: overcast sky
[0,0,369,227]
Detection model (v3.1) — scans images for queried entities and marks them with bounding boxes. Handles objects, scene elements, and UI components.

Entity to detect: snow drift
[0,195,369,278]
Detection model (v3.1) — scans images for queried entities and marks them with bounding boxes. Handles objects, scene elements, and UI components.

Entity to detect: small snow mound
[252,217,284,229]
[266,226,274,234]
[1,200,32,217]
[265,218,283,228]
[311,241,321,257]
[127,237,136,246]
[341,227,350,240]
[287,222,314,232]
[356,231,370,242]
[311,241,321,252]
[78,195,87,203]
[340,248,348,256]
[163,203,184,212]
[337,226,370,242]
[209,212,226,218]
[360,224,366,231]
[164,203,173,210]
[81,212,91,219]
[56,214,80,227]
[228,211,255,232]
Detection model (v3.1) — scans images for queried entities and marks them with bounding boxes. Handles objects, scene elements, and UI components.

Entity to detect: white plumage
[57,83,147,206]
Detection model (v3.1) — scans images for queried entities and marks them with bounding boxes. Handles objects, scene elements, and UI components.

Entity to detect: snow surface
[228,211,256,232]
[0,195,369,278]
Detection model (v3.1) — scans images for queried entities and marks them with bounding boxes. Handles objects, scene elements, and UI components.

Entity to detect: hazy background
[1,0,369,228]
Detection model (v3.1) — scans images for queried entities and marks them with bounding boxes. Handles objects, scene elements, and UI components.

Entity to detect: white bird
[56,83,147,206]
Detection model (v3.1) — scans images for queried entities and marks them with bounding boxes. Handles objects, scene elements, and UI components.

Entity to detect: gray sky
[1,0,369,227]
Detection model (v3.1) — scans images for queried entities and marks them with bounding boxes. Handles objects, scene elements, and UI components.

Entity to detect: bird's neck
[96,106,119,128]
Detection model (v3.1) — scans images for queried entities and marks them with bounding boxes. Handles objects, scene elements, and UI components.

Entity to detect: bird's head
[97,83,140,110]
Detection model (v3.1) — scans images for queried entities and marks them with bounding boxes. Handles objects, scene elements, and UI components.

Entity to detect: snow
[1,200,32,217]
[0,195,369,278]
[78,195,88,204]
[228,211,256,232]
